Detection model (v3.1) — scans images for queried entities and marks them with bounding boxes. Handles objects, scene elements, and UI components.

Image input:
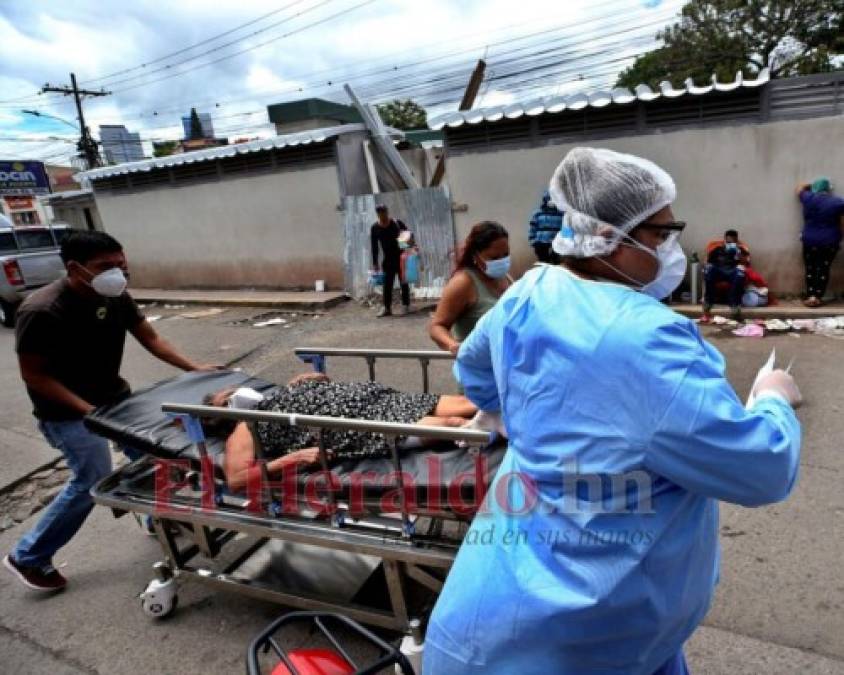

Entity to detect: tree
[152,141,179,157]
[617,0,843,89]
[375,99,428,130]
[188,107,205,140]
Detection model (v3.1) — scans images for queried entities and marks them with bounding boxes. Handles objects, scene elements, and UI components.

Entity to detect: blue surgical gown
[424,264,801,675]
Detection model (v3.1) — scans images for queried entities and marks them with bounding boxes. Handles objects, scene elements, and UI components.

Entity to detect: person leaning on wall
[797,177,844,307]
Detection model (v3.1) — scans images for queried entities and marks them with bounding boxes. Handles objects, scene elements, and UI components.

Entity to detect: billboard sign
[0,161,51,196]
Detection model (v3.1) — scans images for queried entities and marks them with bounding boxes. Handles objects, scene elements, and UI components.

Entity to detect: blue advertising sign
[0,160,51,196]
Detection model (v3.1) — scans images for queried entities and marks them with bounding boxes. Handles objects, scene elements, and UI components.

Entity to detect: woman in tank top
[429,221,512,355]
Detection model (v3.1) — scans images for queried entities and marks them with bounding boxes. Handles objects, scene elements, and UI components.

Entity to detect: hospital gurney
[88,348,501,634]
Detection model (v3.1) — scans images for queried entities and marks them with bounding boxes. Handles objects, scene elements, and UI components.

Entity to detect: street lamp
[21,109,79,131]
[22,109,103,167]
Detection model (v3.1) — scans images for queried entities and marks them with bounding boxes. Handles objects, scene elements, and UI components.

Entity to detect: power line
[107,0,375,95]
[1,4,694,156]
[98,0,339,90]
[0,0,677,114]
[79,0,313,85]
[84,28,673,144]
[93,3,678,128]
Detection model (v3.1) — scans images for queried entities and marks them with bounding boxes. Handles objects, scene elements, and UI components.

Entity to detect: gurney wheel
[141,591,178,619]
[140,571,178,619]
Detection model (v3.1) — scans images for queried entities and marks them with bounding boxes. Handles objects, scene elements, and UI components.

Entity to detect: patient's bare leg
[433,395,477,419]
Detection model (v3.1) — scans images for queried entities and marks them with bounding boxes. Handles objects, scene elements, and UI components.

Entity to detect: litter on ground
[733,324,765,338]
[180,308,225,319]
[253,317,287,328]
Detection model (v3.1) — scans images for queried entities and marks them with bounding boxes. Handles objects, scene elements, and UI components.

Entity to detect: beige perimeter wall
[446,116,844,295]
[94,164,343,289]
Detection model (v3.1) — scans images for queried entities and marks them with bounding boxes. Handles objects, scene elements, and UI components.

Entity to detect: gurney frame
[91,348,492,633]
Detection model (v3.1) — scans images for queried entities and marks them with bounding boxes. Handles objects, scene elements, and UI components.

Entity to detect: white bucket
[314,280,325,292]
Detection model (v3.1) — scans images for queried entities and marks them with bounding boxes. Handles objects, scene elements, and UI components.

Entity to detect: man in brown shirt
[4,230,210,592]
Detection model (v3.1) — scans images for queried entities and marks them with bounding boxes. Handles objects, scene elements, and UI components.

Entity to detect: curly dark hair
[455,221,509,271]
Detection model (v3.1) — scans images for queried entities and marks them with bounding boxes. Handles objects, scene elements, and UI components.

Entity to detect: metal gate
[343,187,455,300]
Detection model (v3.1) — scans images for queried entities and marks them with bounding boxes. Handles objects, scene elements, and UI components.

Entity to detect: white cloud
[0,0,682,164]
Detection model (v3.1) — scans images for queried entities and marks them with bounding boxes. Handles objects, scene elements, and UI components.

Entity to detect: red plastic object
[270,649,356,675]
[3,260,23,286]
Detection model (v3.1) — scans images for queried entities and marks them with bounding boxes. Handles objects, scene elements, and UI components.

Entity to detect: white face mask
[226,387,264,410]
[640,235,687,299]
[600,232,686,299]
[86,266,128,297]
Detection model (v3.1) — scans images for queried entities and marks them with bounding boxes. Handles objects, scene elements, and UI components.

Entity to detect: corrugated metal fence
[343,187,455,300]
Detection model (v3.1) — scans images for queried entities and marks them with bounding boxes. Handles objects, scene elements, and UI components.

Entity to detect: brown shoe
[3,554,67,592]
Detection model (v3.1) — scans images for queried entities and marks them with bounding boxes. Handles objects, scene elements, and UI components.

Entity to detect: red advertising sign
[3,196,33,209]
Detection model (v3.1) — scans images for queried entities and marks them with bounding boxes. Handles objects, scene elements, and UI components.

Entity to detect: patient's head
[200,387,241,437]
[204,387,237,408]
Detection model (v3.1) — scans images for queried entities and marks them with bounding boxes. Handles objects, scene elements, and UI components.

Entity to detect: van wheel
[0,300,17,328]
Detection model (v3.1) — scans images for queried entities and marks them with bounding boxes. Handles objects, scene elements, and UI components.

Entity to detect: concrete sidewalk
[131,288,348,310]
[671,299,844,319]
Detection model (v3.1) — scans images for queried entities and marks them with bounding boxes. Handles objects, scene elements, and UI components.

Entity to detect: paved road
[0,302,842,674]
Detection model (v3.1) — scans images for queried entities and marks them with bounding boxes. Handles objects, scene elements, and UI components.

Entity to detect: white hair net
[549,147,676,258]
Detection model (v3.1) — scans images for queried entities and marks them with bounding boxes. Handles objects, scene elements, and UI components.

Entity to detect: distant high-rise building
[99,125,145,164]
[181,111,214,140]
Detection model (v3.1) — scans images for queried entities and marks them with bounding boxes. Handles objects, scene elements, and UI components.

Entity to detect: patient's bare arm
[433,395,477,419]
[223,422,322,491]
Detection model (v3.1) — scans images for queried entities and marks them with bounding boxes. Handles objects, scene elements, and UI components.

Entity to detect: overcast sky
[0,0,681,165]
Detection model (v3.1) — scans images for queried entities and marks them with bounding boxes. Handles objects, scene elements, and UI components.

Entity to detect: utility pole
[41,73,110,169]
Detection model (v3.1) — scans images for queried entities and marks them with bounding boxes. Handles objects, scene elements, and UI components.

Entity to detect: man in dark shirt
[702,228,746,321]
[370,204,409,317]
[4,230,209,592]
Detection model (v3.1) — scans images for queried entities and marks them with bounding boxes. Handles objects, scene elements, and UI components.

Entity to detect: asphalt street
[0,300,842,674]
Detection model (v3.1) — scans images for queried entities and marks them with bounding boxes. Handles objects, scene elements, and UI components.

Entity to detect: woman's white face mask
[600,231,687,299]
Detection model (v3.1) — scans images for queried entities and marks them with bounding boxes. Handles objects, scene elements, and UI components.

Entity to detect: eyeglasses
[637,221,686,242]
[638,221,686,232]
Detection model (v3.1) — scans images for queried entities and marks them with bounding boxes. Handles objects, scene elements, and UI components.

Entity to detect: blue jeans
[704,264,745,308]
[11,419,141,568]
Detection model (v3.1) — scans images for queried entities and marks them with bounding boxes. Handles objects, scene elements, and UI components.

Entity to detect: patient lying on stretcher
[206,373,479,491]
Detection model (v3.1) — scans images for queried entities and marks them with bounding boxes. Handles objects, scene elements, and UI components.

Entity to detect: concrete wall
[94,164,344,289]
[445,116,844,295]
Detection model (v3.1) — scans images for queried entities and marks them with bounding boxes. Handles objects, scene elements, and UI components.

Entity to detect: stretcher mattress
[85,370,277,460]
[85,370,505,499]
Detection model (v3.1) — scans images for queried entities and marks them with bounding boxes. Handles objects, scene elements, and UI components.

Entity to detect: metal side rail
[294,347,454,393]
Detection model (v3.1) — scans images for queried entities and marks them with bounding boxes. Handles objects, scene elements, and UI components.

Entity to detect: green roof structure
[267,98,362,125]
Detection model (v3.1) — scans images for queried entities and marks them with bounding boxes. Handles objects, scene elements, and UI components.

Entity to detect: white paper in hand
[745,348,776,409]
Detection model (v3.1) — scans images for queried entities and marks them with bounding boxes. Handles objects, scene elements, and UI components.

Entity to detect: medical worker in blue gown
[424,147,802,675]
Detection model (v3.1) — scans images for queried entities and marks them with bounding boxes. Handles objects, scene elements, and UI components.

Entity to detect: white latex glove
[461,410,508,440]
[752,369,802,408]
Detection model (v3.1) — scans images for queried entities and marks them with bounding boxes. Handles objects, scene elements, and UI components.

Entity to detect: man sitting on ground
[702,228,746,322]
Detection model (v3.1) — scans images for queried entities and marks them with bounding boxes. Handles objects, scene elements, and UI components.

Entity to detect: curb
[132,294,349,311]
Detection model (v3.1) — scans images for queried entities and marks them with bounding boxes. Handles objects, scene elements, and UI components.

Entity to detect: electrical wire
[108,0,378,94]
[79,0,313,85]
